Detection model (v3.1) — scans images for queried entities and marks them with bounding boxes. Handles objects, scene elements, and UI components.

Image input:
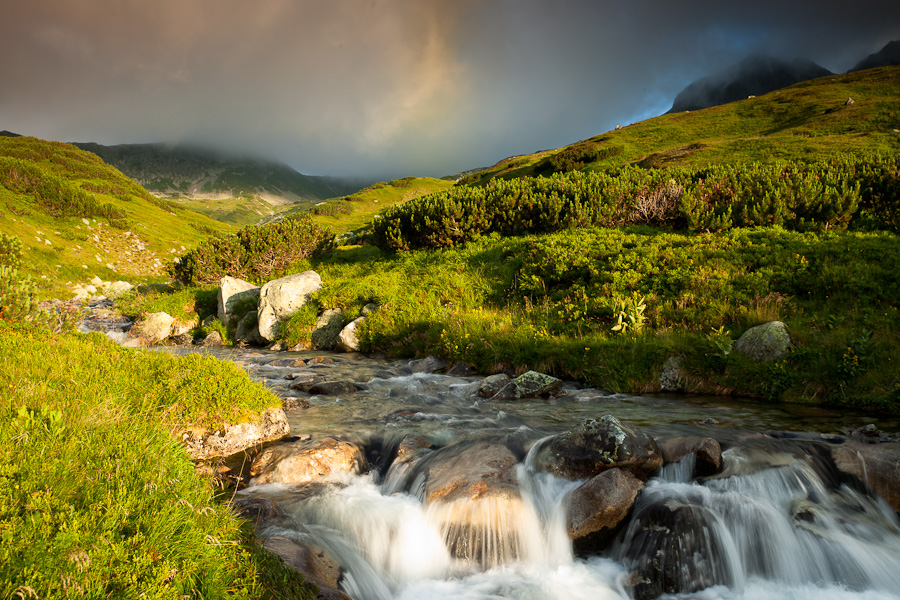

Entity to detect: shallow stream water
[165,346,900,600]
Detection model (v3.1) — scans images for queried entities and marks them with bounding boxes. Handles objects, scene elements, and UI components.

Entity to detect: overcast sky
[2,0,898,178]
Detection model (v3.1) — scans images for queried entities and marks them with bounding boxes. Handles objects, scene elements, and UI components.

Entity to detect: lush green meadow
[0,323,316,599]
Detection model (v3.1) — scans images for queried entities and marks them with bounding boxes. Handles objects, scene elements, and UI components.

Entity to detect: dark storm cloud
[2,0,898,177]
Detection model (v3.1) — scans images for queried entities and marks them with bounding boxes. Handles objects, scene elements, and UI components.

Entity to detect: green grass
[462,66,900,184]
[273,227,900,412]
[0,137,235,299]
[173,194,288,228]
[292,177,455,234]
[0,322,316,599]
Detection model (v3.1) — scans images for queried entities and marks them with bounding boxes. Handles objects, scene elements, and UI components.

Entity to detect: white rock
[336,317,364,352]
[128,312,175,345]
[257,271,322,342]
[218,276,260,325]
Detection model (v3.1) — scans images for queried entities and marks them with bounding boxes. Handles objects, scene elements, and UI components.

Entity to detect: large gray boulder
[128,311,175,345]
[182,407,290,461]
[310,309,345,350]
[218,276,260,325]
[566,467,645,553]
[249,437,366,485]
[733,321,791,362]
[257,271,322,342]
[336,317,363,352]
[535,415,662,480]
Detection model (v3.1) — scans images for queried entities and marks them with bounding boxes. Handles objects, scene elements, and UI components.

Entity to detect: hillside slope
[0,136,234,297]
[73,142,367,226]
[461,66,900,185]
[284,176,456,234]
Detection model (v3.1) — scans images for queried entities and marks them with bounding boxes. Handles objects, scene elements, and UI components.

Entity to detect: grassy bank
[0,323,316,599]
[254,226,899,412]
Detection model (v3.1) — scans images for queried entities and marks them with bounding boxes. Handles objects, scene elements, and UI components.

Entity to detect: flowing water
[160,346,900,600]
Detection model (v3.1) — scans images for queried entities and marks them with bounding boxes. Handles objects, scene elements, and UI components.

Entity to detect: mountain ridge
[668,54,833,113]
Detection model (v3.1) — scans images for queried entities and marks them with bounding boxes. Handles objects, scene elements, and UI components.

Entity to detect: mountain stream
[166,347,900,600]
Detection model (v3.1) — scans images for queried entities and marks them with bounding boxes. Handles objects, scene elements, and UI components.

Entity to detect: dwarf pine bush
[171,214,334,285]
[372,154,899,250]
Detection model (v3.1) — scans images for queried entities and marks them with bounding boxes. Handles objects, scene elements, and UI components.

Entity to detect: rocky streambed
[155,345,900,600]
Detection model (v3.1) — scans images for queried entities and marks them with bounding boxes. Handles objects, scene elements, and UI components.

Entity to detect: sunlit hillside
[461,66,900,185]
[0,137,234,297]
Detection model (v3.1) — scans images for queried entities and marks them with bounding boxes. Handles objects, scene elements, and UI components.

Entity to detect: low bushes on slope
[0,157,127,222]
[282,226,900,411]
[372,155,900,250]
[171,214,334,285]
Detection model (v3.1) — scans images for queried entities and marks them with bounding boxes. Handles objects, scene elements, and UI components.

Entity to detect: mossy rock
[733,321,791,362]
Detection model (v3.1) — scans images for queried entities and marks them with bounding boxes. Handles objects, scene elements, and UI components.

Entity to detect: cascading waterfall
[613,444,900,599]
[151,345,900,600]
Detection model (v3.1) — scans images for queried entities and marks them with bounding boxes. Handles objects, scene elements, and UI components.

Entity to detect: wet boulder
[477,374,510,398]
[258,271,322,342]
[408,355,450,374]
[399,438,526,567]
[218,276,260,325]
[250,437,366,486]
[535,415,662,480]
[307,381,362,396]
[288,373,327,391]
[657,437,723,477]
[261,537,352,600]
[490,371,562,400]
[396,434,431,458]
[567,467,644,554]
[232,496,279,526]
[420,439,521,503]
[733,321,791,362]
[619,499,735,600]
[832,441,900,512]
[447,363,478,377]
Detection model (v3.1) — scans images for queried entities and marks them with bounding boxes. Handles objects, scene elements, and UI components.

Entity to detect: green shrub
[0,234,38,322]
[371,155,895,250]
[171,214,334,285]
[0,157,127,222]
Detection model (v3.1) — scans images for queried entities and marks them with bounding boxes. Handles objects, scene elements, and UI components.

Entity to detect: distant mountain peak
[850,40,900,72]
[668,54,832,113]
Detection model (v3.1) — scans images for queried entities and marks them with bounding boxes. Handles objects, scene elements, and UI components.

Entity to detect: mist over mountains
[850,40,900,72]
[668,40,899,114]
[72,142,367,206]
